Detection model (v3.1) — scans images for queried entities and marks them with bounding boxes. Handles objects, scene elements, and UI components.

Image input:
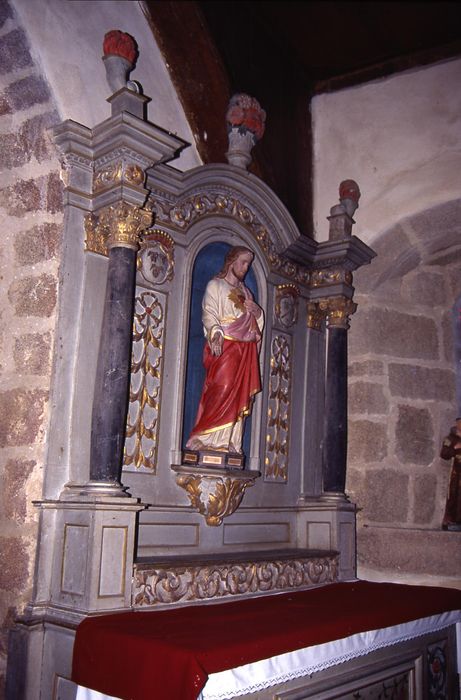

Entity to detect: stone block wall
[0,0,62,692]
[347,199,461,589]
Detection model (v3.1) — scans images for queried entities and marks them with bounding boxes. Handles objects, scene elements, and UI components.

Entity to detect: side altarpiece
[9,49,375,700]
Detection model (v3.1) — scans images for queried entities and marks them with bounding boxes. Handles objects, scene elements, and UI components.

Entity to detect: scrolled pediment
[147,164,315,287]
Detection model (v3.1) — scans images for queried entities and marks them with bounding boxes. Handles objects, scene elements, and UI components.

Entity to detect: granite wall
[0,0,204,690]
[347,198,461,588]
[312,57,461,242]
[0,0,63,692]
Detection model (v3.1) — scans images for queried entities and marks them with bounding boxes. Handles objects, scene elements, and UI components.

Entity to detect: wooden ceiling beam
[143,0,230,164]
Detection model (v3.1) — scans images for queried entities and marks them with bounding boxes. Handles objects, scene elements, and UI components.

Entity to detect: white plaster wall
[312,58,461,243]
[13,0,201,171]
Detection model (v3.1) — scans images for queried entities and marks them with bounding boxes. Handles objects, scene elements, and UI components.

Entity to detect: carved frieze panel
[93,160,144,193]
[310,268,352,288]
[154,191,312,286]
[132,553,338,607]
[264,333,292,482]
[92,145,152,194]
[123,290,165,473]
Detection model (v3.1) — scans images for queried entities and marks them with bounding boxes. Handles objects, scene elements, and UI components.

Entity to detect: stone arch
[347,197,461,587]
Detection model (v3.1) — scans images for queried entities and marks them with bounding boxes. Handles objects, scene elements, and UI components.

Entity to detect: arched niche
[182,240,259,458]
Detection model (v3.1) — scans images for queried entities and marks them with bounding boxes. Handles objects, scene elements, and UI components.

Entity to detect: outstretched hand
[210,332,224,356]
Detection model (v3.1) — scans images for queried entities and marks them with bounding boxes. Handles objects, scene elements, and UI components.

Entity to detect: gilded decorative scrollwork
[132,553,338,606]
[274,284,300,328]
[123,290,164,473]
[93,161,122,191]
[265,334,292,482]
[310,268,353,288]
[84,212,106,256]
[175,471,257,526]
[138,229,175,286]
[154,193,312,285]
[93,160,144,192]
[319,296,357,329]
[84,201,153,254]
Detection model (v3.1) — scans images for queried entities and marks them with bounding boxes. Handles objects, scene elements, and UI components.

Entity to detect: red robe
[189,338,261,440]
[187,277,263,451]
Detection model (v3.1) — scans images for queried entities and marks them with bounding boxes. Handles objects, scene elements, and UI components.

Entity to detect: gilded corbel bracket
[85,201,153,255]
[172,464,259,526]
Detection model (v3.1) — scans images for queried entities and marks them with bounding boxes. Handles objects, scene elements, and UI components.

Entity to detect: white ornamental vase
[226,128,256,169]
[103,54,133,94]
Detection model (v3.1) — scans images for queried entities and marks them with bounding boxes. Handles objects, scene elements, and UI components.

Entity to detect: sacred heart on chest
[228,287,246,312]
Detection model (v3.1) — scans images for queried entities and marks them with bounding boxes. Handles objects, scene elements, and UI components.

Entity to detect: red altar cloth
[72,581,461,700]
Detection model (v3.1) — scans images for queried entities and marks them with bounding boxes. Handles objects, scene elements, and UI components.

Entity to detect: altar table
[72,580,461,700]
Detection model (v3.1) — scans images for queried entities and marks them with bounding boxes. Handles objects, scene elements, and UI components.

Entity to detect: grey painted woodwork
[10,76,375,697]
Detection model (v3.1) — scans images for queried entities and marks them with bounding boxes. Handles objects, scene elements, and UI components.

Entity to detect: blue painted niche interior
[182,241,258,456]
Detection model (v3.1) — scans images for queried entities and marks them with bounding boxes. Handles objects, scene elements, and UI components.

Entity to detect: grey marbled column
[88,203,152,486]
[90,246,137,483]
[322,297,356,494]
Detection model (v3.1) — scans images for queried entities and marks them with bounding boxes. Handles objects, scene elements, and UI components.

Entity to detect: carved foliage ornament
[306,301,326,331]
[175,472,257,526]
[319,296,357,329]
[154,193,358,289]
[133,554,338,606]
[93,160,144,193]
[265,334,292,482]
[154,193,311,286]
[123,291,164,472]
[84,201,153,254]
[310,268,353,288]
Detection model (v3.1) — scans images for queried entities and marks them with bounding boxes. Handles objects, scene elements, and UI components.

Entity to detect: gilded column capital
[85,201,153,255]
[319,296,357,329]
[306,301,326,331]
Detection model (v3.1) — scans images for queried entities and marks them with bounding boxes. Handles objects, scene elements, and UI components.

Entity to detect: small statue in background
[440,418,461,531]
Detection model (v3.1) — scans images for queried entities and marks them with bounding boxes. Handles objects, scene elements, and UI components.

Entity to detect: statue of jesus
[186,246,264,454]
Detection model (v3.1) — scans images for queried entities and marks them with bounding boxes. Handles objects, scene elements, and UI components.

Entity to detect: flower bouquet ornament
[103,29,139,94]
[225,94,266,169]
